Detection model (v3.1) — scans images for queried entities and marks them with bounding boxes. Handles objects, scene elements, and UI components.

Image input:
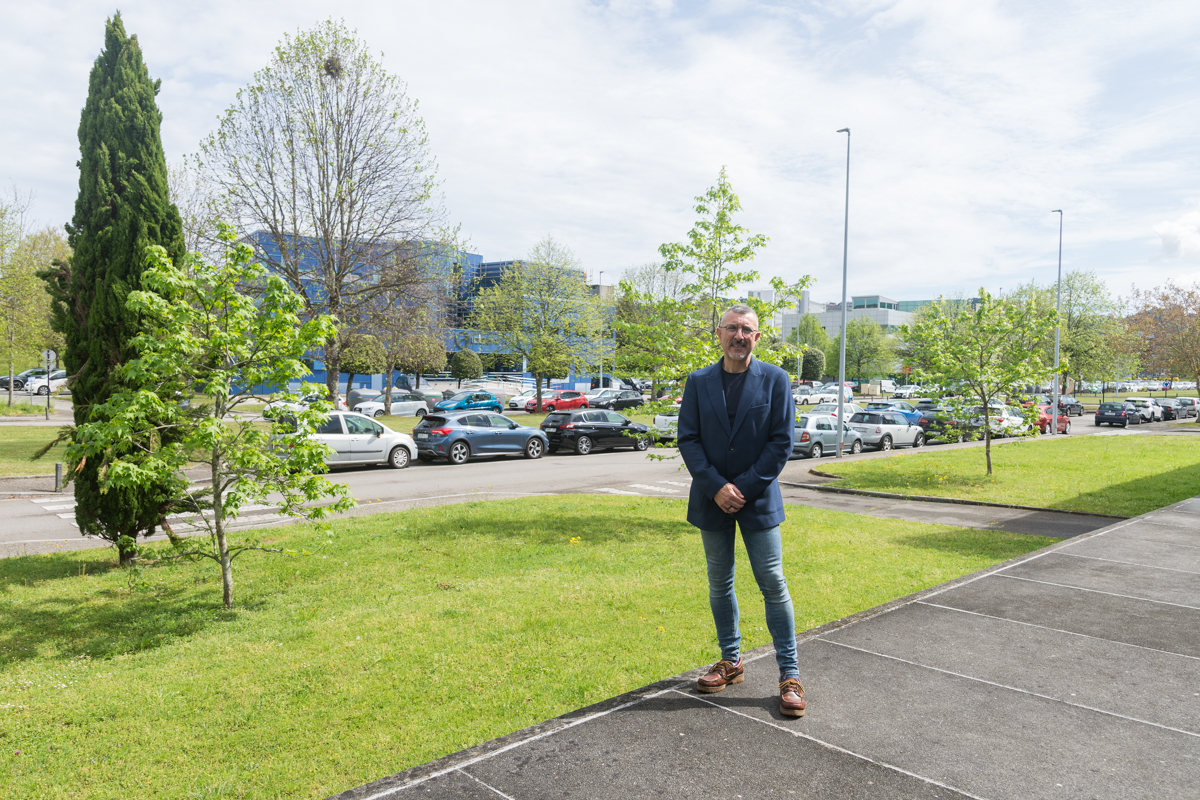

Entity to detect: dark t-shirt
[721,365,748,426]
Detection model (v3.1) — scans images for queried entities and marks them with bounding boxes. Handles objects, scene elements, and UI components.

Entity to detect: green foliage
[393,333,446,376]
[787,314,829,351]
[660,166,794,339]
[68,227,353,607]
[1,199,65,405]
[801,347,826,381]
[468,236,601,409]
[900,288,1058,475]
[339,333,386,380]
[448,348,483,384]
[841,316,896,382]
[40,13,186,562]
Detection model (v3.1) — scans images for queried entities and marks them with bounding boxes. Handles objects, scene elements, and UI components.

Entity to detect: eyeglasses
[720,324,758,336]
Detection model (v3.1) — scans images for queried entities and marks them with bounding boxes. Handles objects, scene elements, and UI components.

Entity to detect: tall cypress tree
[42,13,185,563]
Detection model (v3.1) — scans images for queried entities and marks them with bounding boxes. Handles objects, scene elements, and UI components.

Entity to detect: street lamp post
[598,270,604,387]
[836,128,851,456]
[1051,210,1063,435]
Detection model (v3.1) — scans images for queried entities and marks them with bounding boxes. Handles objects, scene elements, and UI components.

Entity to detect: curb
[781,472,1127,520]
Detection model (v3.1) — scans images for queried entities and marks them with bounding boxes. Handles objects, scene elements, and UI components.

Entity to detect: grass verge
[0,427,68,476]
[0,495,1050,799]
[818,434,1200,517]
[0,401,57,418]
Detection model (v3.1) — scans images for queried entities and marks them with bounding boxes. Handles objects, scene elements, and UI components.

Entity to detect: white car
[970,405,1030,437]
[265,392,347,416]
[1123,397,1162,422]
[808,402,864,419]
[26,369,68,395]
[893,385,922,399]
[352,391,430,418]
[808,386,853,405]
[652,403,682,441]
[507,389,537,410]
[311,411,417,469]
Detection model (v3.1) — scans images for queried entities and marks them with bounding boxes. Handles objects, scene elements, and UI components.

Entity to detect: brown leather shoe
[779,677,806,717]
[696,658,744,693]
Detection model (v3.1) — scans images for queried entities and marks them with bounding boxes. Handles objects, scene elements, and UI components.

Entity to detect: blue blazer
[677,357,795,531]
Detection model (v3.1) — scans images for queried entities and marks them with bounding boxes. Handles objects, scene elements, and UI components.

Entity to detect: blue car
[862,400,923,425]
[413,411,549,464]
[433,390,504,414]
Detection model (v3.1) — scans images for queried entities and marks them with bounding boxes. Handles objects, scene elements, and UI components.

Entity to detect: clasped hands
[714,483,745,515]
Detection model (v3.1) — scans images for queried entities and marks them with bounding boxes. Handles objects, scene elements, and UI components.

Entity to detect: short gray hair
[721,304,758,323]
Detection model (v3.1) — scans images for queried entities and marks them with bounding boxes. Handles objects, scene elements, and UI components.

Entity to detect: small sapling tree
[68,227,355,607]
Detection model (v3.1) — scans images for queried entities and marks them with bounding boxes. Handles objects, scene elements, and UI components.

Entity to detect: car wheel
[850,440,862,455]
[574,435,593,455]
[388,446,410,469]
[36,386,49,396]
[544,405,555,413]
[810,442,823,459]
[1095,420,1102,426]
[878,435,893,451]
[448,441,471,465]
[1063,421,1071,435]
[634,436,649,451]
[492,406,502,413]
[913,432,925,448]
[373,409,385,418]
[415,408,426,418]
[523,438,544,459]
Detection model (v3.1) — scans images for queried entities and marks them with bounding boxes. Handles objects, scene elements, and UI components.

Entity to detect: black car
[590,389,644,411]
[1056,395,1084,416]
[1094,402,1141,428]
[1159,398,1181,421]
[0,368,47,391]
[916,406,966,440]
[539,409,651,455]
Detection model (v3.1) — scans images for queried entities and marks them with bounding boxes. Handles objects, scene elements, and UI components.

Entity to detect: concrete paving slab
[714,640,1200,800]
[1142,509,1200,529]
[929,574,1200,657]
[463,691,971,800]
[1175,498,1200,514]
[1099,524,1200,550]
[385,769,510,798]
[1000,551,1200,607]
[1058,532,1200,572]
[821,601,1200,733]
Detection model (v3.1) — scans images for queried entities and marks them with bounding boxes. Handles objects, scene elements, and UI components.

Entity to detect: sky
[3,0,1200,306]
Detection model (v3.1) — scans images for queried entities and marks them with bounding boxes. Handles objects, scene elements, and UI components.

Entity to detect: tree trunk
[984,426,992,475]
[383,365,394,415]
[212,456,234,608]
[535,374,544,412]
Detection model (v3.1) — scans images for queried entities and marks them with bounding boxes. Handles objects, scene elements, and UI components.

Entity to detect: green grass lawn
[818,434,1200,517]
[0,495,1050,799]
[0,427,67,476]
[0,401,56,417]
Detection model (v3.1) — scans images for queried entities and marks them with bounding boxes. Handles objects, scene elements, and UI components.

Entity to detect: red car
[524,390,589,413]
[1036,404,1071,434]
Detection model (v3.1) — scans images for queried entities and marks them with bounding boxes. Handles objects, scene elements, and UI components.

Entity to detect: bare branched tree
[197,19,447,398]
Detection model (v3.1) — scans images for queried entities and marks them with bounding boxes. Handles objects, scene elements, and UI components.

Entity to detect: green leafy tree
[449,347,483,386]
[841,316,896,383]
[801,347,825,381]
[468,236,602,410]
[68,229,352,607]
[901,289,1058,475]
[787,314,829,351]
[198,19,446,402]
[1127,282,1200,401]
[40,14,186,563]
[659,166,773,339]
[339,333,386,393]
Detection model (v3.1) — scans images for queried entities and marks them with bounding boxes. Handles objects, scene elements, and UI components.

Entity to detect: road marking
[660,480,690,487]
[39,503,76,511]
[56,512,76,519]
[594,488,643,496]
[628,483,679,493]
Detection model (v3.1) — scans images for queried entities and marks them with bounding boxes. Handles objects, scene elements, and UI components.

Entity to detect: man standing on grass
[676,304,805,717]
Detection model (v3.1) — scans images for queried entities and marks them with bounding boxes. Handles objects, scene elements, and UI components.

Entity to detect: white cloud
[1154,211,1200,260]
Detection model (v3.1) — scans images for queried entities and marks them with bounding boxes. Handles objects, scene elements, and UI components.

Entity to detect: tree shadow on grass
[892,527,1053,563]
[0,581,236,668]
[1049,461,1200,517]
[413,500,695,546]
[0,550,122,589]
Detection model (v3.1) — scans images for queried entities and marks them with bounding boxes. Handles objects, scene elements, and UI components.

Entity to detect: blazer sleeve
[677,374,728,500]
[731,370,794,501]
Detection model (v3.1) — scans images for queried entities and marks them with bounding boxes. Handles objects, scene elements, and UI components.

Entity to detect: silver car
[313,412,418,469]
[352,391,430,418]
[793,414,864,458]
[849,410,925,451]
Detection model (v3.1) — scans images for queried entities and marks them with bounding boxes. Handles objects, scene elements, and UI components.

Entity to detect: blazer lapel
[704,362,733,438]
[729,359,763,438]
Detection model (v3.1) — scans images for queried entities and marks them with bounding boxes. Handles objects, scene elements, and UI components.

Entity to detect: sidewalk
[332,496,1200,799]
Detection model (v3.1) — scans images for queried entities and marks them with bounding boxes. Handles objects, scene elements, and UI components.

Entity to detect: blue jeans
[700,522,798,681]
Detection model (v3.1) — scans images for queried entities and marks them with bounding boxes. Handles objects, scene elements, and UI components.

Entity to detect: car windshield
[448,392,473,401]
[1099,403,1124,410]
[850,413,881,423]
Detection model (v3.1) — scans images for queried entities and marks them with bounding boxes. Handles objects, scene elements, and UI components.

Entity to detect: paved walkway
[332,496,1200,800]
